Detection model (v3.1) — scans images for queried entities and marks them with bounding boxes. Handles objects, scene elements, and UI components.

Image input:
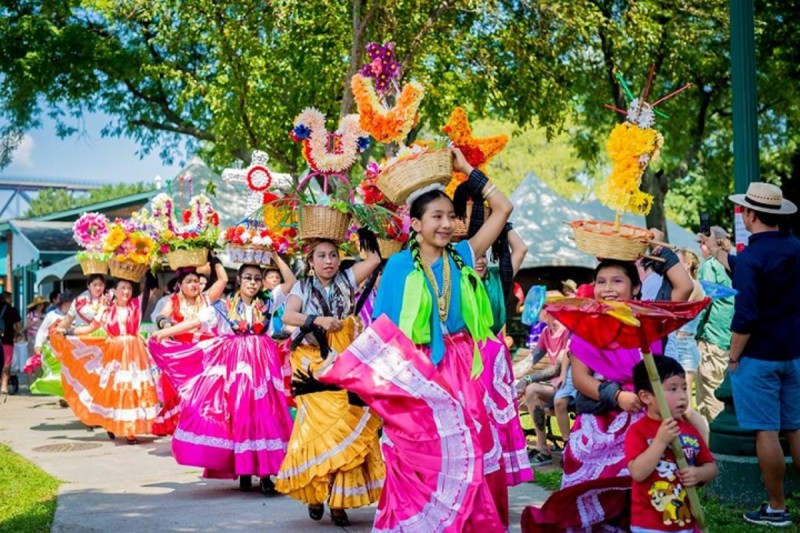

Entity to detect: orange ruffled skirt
[275,317,385,509]
[51,331,159,437]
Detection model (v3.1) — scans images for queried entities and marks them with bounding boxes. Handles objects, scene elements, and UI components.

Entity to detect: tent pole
[638,329,708,532]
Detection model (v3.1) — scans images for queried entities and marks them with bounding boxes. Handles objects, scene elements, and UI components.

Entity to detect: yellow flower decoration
[103,224,126,253]
[598,122,663,215]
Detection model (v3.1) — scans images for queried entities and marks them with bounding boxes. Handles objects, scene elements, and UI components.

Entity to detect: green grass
[532,467,800,531]
[0,445,60,533]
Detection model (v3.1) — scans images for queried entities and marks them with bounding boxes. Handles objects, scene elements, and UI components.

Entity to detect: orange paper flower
[351,74,424,144]
[441,107,508,196]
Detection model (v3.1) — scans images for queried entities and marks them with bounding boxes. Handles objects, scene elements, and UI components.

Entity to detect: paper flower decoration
[358,42,401,94]
[441,107,508,196]
[290,108,368,173]
[73,212,110,252]
[222,151,294,215]
[351,74,424,144]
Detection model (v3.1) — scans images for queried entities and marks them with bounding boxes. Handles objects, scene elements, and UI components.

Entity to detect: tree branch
[399,0,457,76]
[340,0,379,118]
[128,118,216,141]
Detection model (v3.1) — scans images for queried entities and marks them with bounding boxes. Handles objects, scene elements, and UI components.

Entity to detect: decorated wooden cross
[222,151,294,214]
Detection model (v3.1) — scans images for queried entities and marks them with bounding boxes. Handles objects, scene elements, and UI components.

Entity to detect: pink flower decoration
[73,213,110,252]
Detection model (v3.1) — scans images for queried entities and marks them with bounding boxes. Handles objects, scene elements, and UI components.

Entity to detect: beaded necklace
[420,249,452,323]
[177,292,204,321]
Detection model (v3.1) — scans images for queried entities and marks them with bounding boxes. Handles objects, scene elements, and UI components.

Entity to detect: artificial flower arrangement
[350,42,452,206]
[222,214,297,265]
[102,218,157,281]
[73,212,111,275]
[135,192,222,269]
[570,66,692,261]
[441,107,509,198]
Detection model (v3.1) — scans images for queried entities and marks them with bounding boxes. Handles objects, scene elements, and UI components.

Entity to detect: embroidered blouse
[289,268,357,346]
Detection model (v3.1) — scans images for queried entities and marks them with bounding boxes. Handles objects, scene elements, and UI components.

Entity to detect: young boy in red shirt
[625,357,718,532]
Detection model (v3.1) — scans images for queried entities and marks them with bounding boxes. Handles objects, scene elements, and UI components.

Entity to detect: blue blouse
[374,240,474,360]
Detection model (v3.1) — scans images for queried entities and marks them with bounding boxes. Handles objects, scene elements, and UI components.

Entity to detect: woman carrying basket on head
[150,262,292,495]
[52,277,159,445]
[150,258,228,436]
[275,237,385,527]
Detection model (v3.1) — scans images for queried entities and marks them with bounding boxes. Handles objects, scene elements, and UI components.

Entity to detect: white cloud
[9,134,34,169]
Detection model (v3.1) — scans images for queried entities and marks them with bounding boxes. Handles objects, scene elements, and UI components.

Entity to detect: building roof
[10,220,81,253]
[33,190,158,222]
[509,173,700,270]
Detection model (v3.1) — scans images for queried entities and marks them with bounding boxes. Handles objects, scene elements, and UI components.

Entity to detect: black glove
[209,254,223,268]
[291,368,341,397]
[357,227,379,254]
[347,391,367,407]
[644,247,680,276]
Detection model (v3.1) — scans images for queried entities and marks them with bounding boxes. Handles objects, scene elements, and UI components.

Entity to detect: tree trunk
[642,168,669,239]
[340,0,376,118]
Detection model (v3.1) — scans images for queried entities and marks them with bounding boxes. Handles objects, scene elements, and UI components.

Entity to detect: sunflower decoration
[441,107,508,198]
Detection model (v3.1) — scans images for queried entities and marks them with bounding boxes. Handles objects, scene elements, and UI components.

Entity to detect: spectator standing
[695,226,734,422]
[25,296,48,357]
[702,182,800,527]
[46,290,61,313]
[0,291,22,400]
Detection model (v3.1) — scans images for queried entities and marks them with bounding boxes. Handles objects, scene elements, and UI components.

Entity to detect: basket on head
[108,260,149,282]
[226,244,273,266]
[570,219,651,261]
[78,257,109,276]
[297,205,351,242]
[166,248,209,270]
[376,149,453,205]
[361,239,404,260]
[453,203,492,241]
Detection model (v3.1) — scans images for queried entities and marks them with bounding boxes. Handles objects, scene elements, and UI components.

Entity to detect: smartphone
[699,211,711,236]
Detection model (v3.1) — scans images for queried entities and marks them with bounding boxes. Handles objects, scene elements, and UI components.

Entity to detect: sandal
[530,452,554,467]
[239,475,252,492]
[308,504,324,521]
[331,509,350,527]
[126,436,139,445]
[107,431,116,440]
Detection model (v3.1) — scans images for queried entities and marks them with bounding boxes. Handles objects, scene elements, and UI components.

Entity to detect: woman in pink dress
[151,260,227,436]
[150,264,292,495]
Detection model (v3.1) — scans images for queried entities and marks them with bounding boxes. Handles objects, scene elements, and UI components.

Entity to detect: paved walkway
[1,393,549,532]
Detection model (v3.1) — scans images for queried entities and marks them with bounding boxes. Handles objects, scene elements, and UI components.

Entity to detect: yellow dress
[276,316,385,508]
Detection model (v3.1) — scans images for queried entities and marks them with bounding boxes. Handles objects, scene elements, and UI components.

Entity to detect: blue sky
[1,111,185,185]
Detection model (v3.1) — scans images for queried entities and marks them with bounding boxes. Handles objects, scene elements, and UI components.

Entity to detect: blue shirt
[374,240,474,360]
[731,231,800,361]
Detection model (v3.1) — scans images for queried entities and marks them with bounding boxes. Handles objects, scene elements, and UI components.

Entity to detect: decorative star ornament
[222,151,293,215]
[441,107,509,196]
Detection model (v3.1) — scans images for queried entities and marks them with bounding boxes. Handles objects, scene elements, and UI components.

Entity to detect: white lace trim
[174,428,287,453]
[330,478,385,496]
[345,328,475,533]
[484,344,517,425]
[61,366,159,422]
[562,411,638,488]
[276,406,373,479]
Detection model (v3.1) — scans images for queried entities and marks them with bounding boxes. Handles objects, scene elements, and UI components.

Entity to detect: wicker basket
[570,219,652,260]
[453,203,492,240]
[361,239,404,260]
[166,248,208,270]
[376,149,453,205]
[109,260,149,282]
[226,244,273,266]
[78,257,109,276]
[297,205,351,242]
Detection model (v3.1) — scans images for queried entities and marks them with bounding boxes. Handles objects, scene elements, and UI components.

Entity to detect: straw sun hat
[729,182,797,215]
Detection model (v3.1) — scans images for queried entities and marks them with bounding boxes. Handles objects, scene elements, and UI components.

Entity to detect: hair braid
[408,230,424,271]
[446,242,465,270]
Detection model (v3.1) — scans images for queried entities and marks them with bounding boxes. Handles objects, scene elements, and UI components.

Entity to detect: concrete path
[1,393,550,532]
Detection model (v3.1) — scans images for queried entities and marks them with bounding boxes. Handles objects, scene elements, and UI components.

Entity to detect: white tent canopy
[509,173,700,270]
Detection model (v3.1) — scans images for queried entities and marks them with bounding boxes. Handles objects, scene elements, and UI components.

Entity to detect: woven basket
[376,149,453,205]
[453,203,492,240]
[379,239,404,257]
[166,248,208,270]
[226,244,273,266]
[108,260,149,282]
[298,205,351,242]
[570,219,652,260]
[78,257,108,276]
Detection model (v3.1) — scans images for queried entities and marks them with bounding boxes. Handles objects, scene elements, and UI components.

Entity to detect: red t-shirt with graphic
[624,415,715,531]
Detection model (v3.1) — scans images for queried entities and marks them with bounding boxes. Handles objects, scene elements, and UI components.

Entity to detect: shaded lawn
[0,445,60,533]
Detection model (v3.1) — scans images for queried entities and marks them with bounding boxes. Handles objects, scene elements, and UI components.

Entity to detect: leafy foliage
[25,182,154,217]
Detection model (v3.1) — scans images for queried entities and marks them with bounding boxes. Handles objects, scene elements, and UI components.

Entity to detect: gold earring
[416,233,423,244]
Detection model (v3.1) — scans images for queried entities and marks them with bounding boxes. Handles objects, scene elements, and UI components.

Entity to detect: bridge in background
[0,175,101,221]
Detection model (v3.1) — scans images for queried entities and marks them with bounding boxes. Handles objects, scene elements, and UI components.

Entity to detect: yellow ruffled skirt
[276,317,384,508]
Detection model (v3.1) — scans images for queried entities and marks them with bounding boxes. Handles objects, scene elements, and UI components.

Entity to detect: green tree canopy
[25,182,154,217]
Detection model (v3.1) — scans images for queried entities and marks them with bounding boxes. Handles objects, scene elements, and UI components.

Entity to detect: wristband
[728,357,739,365]
[304,315,318,330]
[65,327,75,336]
